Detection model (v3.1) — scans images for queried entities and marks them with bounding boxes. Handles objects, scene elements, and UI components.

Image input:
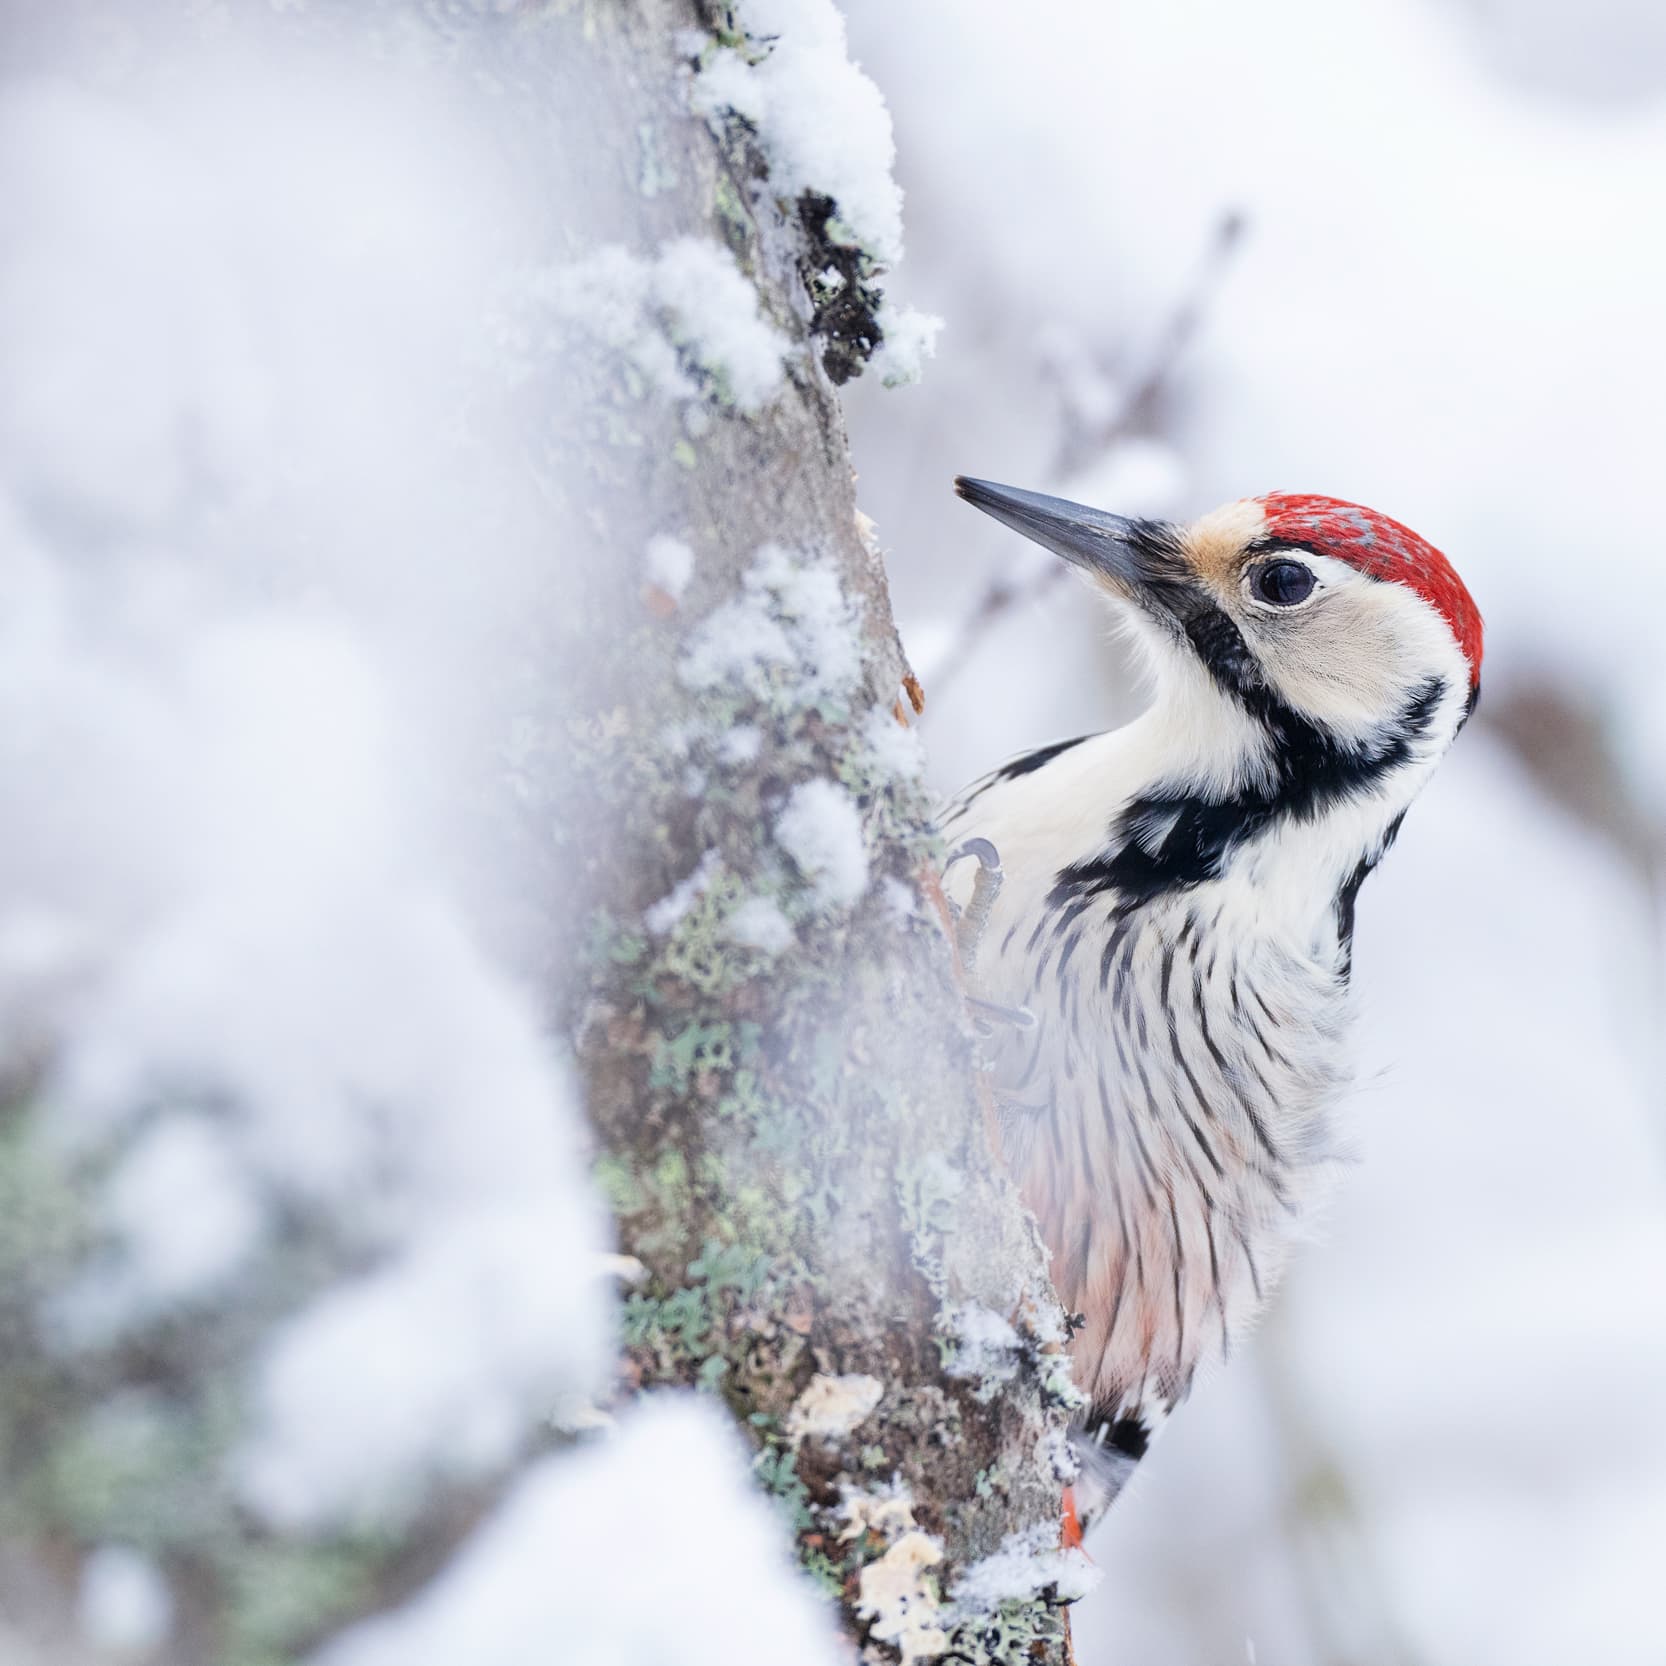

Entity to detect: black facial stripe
[1050,676,1448,909]
[1183,605,1262,695]
[1334,809,1406,982]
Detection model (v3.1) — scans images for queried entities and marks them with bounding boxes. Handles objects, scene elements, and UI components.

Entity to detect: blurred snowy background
[838,0,1666,1661]
[3,0,1664,1662]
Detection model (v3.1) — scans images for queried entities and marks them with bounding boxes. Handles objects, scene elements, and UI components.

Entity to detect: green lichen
[752,1441,815,1533]
[945,1596,1069,1662]
[712,169,752,259]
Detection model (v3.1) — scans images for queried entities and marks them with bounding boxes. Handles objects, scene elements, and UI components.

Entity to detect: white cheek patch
[1247,560,1469,736]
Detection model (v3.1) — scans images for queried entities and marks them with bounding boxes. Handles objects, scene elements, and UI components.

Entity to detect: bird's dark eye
[1252,559,1316,608]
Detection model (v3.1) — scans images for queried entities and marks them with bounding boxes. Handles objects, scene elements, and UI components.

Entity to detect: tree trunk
[556,5,1088,1661]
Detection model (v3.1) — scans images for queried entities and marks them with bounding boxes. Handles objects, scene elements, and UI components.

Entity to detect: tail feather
[1070,1408,1156,1531]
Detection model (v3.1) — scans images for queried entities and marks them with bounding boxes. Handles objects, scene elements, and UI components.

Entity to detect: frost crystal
[537,237,788,412]
[692,0,905,266]
[775,779,869,908]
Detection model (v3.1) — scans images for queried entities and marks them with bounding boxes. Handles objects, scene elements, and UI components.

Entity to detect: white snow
[871,300,944,388]
[949,1521,1101,1613]
[644,533,696,602]
[692,0,906,266]
[775,779,870,908]
[311,1396,846,1666]
[77,1546,174,1655]
[881,875,920,922]
[538,237,789,412]
[940,1301,1021,1390]
[679,542,863,706]
[645,850,722,937]
[720,724,764,765]
[727,895,795,955]
[55,1113,265,1342]
[864,705,926,779]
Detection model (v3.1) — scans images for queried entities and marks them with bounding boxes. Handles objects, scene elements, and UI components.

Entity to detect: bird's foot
[941,837,1004,979]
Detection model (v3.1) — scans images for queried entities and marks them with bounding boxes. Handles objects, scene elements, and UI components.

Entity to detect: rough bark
[552,6,1084,1662]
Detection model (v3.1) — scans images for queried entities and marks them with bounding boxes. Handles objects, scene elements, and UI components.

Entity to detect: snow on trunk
[0,3,1081,1664]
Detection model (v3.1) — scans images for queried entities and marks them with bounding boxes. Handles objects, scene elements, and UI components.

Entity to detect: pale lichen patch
[836,1481,920,1544]
[856,1529,948,1665]
[785,1371,883,1443]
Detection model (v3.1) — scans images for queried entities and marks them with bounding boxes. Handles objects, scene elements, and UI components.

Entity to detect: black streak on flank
[1335,809,1407,982]
[1050,663,1449,911]
[957,733,1094,817]
[995,734,1092,782]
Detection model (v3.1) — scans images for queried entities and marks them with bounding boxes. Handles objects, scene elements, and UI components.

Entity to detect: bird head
[954,477,1482,807]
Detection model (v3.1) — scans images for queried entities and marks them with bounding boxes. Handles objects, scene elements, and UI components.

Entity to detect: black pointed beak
[953,476,1193,610]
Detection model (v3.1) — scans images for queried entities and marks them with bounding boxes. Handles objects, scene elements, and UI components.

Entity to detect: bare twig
[922,211,1245,700]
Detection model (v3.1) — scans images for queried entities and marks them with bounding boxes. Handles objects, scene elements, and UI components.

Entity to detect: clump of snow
[239,1197,605,1530]
[720,724,763,765]
[940,1301,1022,1393]
[692,0,906,266]
[77,1545,174,1655]
[644,850,722,937]
[949,1521,1102,1614]
[679,542,863,707]
[856,1529,948,1665]
[864,705,926,779]
[644,533,696,602]
[312,1396,847,1666]
[775,779,870,908]
[727,895,794,955]
[537,237,788,411]
[54,1113,265,1342]
[785,1370,884,1442]
[871,301,944,388]
[881,876,919,922]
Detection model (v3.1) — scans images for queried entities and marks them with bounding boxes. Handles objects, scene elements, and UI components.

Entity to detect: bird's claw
[943,837,1004,979]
